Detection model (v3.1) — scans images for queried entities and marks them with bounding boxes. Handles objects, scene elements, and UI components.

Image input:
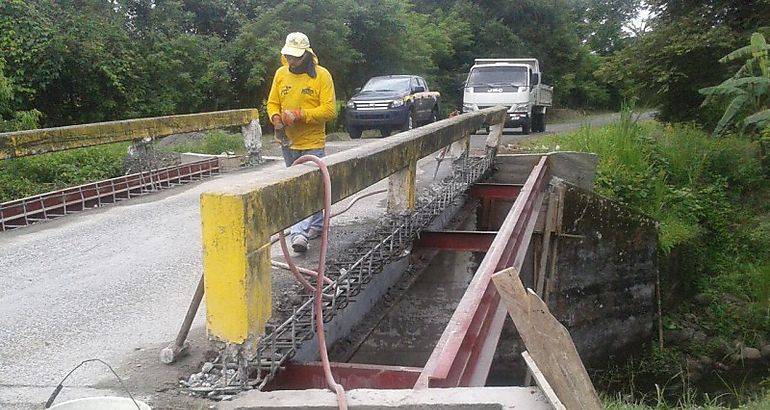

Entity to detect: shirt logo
[281,85,292,96]
[301,87,315,96]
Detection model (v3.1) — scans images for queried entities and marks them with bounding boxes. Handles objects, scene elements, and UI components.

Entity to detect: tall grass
[527,110,762,254]
[603,391,770,409]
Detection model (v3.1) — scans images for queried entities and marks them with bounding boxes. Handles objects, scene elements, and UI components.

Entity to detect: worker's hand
[272,114,284,130]
[281,109,304,127]
[272,115,289,146]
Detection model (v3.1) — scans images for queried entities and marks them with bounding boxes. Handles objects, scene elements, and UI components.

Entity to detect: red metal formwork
[415,156,549,388]
[468,183,523,199]
[0,158,220,231]
[268,362,423,390]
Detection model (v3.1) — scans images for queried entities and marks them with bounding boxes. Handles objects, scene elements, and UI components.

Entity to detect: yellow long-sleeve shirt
[267,56,336,150]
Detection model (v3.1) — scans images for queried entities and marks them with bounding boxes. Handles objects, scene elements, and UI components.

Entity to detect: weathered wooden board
[491,267,602,410]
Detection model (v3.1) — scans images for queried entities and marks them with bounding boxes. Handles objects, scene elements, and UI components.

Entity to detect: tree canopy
[599,0,770,123]
[2,0,726,129]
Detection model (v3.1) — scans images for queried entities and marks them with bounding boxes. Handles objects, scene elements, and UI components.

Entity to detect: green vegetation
[158,130,246,155]
[0,56,41,131]
[598,1,770,125]
[604,390,770,409]
[0,0,639,131]
[0,144,127,202]
[699,33,770,137]
[522,111,770,407]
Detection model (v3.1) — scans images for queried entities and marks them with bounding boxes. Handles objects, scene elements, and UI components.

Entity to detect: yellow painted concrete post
[387,160,417,212]
[200,192,272,350]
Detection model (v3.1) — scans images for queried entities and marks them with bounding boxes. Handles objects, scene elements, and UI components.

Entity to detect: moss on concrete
[0,109,259,159]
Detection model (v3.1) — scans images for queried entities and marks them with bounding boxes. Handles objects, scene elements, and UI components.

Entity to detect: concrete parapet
[218,386,553,410]
[180,152,244,172]
[0,109,260,159]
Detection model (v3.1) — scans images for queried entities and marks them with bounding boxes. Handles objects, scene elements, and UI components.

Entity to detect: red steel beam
[267,362,423,390]
[413,231,497,252]
[415,156,548,389]
[469,183,522,199]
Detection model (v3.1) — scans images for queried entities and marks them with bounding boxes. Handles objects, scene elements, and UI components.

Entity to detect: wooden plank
[544,182,565,306]
[491,267,602,410]
[521,351,566,410]
[535,184,561,296]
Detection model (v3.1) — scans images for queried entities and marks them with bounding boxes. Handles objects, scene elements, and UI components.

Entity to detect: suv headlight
[346,101,355,109]
[391,99,404,108]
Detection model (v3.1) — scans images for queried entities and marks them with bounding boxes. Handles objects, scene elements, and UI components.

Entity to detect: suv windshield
[361,77,411,93]
[467,66,527,86]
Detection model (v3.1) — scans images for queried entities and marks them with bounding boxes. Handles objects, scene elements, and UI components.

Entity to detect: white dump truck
[461,58,553,134]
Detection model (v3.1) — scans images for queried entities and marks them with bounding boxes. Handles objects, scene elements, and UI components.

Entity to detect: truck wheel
[379,128,392,138]
[402,109,415,132]
[532,112,546,132]
[348,126,363,139]
[522,122,531,135]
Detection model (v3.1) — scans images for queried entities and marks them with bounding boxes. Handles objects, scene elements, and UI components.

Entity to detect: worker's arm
[303,68,337,124]
[266,70,284,121]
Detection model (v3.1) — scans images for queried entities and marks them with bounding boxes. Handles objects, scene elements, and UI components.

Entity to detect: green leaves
[699,32,770,137]
[714,94,748,136]
[744,109,770,129]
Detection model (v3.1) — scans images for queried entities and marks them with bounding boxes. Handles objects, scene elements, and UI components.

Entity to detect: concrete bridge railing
[0,109,262,160]
[199,106,508,351]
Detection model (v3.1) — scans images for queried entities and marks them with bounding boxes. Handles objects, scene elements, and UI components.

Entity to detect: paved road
[0,111,633,409]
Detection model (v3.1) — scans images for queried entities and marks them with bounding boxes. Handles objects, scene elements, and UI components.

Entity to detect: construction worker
[267,32,337,253]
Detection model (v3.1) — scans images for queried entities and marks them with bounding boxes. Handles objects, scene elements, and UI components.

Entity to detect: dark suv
[345,75,440,139]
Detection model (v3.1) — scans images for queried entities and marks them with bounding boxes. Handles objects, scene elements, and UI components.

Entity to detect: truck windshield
[467,67,527,87]
[361,77,411,93]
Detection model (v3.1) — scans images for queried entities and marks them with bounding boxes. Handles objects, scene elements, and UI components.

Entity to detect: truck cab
[461,58,552,134]
[345,75,440,139]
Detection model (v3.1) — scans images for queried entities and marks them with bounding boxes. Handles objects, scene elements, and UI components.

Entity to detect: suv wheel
[348,126,363,139]
[402,109,415,132]
[429,108,438,124]
[379,127,392,138]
